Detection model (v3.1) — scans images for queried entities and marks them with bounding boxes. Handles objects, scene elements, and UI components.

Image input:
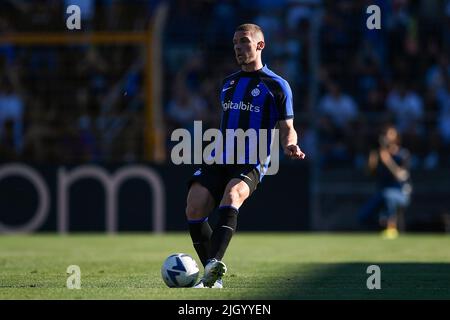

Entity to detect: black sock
[188,217,212,267]
[209,206,238,261]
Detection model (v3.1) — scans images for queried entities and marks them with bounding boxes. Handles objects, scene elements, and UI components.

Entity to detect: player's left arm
[279,119,305,160]
[275,79,305,160]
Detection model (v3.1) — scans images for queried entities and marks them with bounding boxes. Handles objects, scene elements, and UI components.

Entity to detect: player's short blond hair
[235,24,264,41]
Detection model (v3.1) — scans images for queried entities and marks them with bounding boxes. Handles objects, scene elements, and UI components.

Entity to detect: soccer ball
[161,253,199,288]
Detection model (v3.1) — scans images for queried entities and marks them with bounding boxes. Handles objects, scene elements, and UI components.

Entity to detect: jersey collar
[240,64,268,77]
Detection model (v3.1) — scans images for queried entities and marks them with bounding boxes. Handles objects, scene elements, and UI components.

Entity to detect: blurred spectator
[166,84,207,134]
[317,115,352,168]
[354,46,384,106]
[425,54,450,92]
[386,82,423,134]
[318,82,358,129]
[358,125,412,238]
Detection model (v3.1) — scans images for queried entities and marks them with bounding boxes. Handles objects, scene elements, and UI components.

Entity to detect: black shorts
[187,164,261,206]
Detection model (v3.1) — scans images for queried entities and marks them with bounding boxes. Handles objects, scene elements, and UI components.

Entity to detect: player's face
[233,31,260,65]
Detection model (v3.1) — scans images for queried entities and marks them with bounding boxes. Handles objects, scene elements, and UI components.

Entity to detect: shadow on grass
[254,263,450,300]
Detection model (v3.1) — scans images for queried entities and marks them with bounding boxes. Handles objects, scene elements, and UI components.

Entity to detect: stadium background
[0,0,450,233]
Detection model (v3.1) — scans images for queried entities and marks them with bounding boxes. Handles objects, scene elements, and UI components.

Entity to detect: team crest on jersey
[194,169,202,176]
[251,88,260,97]
[230,80,235,85]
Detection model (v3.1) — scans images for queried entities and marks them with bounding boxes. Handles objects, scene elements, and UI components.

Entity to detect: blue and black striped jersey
[217,65,294,168]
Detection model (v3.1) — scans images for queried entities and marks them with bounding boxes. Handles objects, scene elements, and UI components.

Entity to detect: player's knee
[185,203,206,220]
[222,190,235,204]
[224,185,247,204]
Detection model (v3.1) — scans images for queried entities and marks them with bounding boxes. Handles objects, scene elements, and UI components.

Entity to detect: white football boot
[202,258,227,288]
[193,279,223,289]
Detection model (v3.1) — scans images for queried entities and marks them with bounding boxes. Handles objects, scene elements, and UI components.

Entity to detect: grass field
[1,233,449,300]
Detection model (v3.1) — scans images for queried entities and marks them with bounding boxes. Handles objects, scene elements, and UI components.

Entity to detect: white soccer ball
[161,253,200,288]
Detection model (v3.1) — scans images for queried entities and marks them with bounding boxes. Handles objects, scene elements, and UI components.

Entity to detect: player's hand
[284,144,306,160]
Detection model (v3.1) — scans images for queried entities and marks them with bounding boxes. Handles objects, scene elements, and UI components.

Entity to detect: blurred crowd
[315,0,450,170]
[163,0,450,170]
[0,0,156,163]
[0,0,449,169]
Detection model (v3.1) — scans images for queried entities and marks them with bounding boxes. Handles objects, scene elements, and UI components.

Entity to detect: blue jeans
[358,187,410,228]
[382,188,410,219]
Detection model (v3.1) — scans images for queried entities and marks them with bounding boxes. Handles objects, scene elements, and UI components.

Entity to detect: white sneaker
[193,279,223,289]
[203,259,227,288]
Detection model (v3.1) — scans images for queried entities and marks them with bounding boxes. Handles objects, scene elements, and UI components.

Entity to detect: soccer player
[185,24,306,288]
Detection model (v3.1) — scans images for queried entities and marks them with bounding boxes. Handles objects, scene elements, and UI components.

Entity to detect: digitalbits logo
[222,101,260,112]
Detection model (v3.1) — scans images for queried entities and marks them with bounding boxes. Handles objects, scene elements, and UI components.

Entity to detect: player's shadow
[254,263,450,299]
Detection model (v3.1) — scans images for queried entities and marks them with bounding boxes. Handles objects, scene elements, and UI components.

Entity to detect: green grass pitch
[1,233,449,299]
